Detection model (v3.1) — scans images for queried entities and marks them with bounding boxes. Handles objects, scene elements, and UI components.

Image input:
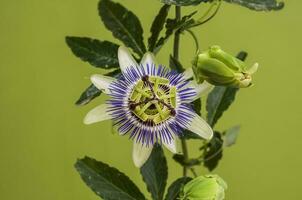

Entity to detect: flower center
[129,75,176,124]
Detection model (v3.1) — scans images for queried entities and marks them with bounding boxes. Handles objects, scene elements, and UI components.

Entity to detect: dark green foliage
[223,125,240,147]
[193,98,202,116]
[154,12,196,54]
[206,86,239,127]
[224,0,284,11]
[236,51,248,61]
[181,130,203,139]
[165,177,192,200]
[75,69,120,106]
[65,37,119,69]
[203,132,223,171]
[98,0,146,57]
[148,5,171,52]
[169,55,185,72]
[75,157,146,200]
[76,84,101,106]
[162,0,207,6]
[140,144,168,200]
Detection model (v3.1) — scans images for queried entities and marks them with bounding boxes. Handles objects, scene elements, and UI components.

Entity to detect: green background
[0,0,301,199]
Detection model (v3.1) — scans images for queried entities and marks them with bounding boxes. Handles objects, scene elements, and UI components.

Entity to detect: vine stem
[173,6,189,177]
[173,6,181,59]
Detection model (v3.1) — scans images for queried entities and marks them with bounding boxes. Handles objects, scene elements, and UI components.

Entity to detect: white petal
[118,46,138,74]
[140,52,156,66]
[247,62,259,74]
[187,112,213,140]
[90,74,116,94]
[132,142,153,168]
[162,137,177,154]
[140,52,157,74]
[183,67,194,80]
[83,104,112,125]
[190,81,214,102]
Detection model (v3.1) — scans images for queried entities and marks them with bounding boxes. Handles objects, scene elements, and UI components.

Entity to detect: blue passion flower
[84,46,213,167]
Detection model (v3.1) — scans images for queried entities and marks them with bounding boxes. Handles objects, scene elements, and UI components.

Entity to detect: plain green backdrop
[0,0,301,199]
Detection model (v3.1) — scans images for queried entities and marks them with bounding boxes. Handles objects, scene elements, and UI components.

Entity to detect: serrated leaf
[162,0,207,6]
[206,86,239,127]
[75,69,121,106]
[223,125,240,147]
[66,37,119,69]
[154,12,196,54]
[165,177,192,200]
[224,0,284,11]
[140,144,168,200]
[99,0,146,57]
[76,84,101,106]
[75,157,146,200]
[148,5,171,52]
[204,132,223,171]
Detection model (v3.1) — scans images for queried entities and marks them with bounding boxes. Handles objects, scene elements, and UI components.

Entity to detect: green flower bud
[179,175,227,200]
[193,45,258,88]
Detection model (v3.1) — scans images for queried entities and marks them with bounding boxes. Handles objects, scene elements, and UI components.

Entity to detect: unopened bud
[179,175,227,200]
[193,45,258,88]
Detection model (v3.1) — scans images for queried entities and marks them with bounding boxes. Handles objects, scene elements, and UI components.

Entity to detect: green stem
[181,139,189,177]
[173,6,189,177]
[173,6,181,59]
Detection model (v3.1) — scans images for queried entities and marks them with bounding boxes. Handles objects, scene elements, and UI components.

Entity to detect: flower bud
[179,175,227,200]
[193,45,258,88]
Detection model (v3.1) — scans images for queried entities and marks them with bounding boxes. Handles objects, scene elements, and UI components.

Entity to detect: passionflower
[193,45,258,87]
[179,175,227,200]
[84,46,213,167]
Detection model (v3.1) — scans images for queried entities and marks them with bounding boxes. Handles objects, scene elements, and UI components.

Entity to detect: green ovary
[129,76,176,124]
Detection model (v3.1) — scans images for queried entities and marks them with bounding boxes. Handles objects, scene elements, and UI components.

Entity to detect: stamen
[128,75,177,124]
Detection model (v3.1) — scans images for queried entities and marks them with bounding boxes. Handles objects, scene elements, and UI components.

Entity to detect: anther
[129,103,137,110]
[170,109,176,116]
[141,75,149,82]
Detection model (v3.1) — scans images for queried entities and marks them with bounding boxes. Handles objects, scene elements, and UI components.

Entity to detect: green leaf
[181,130,203,140]
[66,37,119,69]
[75,69,121,106]
[75,157,146,200]
[99,0,146,57]
[76,84,101,106]
[206,86,239,127]
[154,12,196,54]
[165,177,192,200]
[203,132,223,171]
[224,0,284,11]
[223,125,240,147]
[193,98,202,116]
[162,0,207,6]
[148,5,171,52]
[140,144,168,200]
[236,51,248,61]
